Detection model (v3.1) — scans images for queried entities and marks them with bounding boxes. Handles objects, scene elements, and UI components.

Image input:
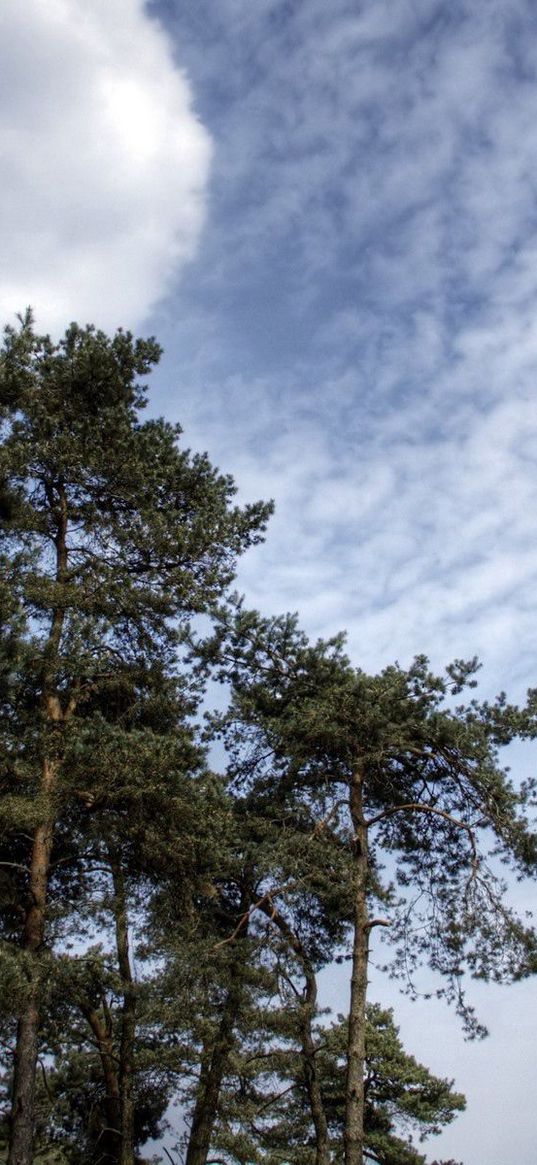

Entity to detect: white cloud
[168,295,537,699]
[0,0,212,334]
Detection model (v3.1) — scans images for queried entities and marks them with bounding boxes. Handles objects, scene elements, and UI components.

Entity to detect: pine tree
[208,607,537,1165]
[0,312,272,1164]
[136,777,349,1165]
[211,1002,465,1165]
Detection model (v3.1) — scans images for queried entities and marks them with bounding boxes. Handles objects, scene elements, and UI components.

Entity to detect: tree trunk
[82,1003,121,1162]
[344,767,369,1165]
[9,481,69,1165]
[8,998,40,1165]
[119,989,136,1165]
[8,769,57,1165]
[297,978,330,1165]
[185,987,242,1165]
[258,898,330,1165]
[109,852,137,1165]
[185,906,250,1165]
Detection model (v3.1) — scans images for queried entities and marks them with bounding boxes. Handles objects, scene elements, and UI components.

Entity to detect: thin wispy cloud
[149,0,537,702]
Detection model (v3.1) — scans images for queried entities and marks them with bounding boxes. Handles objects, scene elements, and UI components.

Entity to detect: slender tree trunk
[8,1000,40,1165]
[10,767,56,1163]
[344,767,369,1165]
[9,482,69,1165]
[298,980,330,1165]
[8,761,58,1165]
[185,905,250,1165]
[109,852,137,1165]
[185,984,242,1165]
[258,899,330,1165]
[82,1004,121,1162]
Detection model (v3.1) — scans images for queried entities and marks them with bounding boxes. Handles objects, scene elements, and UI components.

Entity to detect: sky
[2,0,537,1161]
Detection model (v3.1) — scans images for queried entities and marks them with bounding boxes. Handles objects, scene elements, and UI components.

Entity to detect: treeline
[1,315,536,1165]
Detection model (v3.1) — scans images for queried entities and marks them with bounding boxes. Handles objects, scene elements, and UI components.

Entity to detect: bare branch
[364,918,391,931]
[213,882,297,950]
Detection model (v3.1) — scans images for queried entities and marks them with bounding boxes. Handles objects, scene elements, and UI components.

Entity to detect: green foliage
[0,312,272,1161]
[0,306,271,911]
[210,606,537,1033]
[0,311,271,643]
[209,1002,464,1165]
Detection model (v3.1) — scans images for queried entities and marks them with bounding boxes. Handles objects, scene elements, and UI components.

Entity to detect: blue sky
[144,0,537,691]
[2,1,537,1161]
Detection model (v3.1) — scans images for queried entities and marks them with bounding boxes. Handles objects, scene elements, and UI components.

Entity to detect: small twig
[367,802,478,864]
[213,882,297,949]
[38,1057,53,1103]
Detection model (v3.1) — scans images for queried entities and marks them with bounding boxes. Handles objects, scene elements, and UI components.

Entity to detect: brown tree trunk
[8,765,58,1165]
[9,482,70,1165]
[82,1004,121,1162]
[185,987,242,1165]
[8,999,40,1165]
[296,976,330,1165]
[344,767,369,1165]
[258,899,330,1165]
[185,906,250,1165]
[109,852,137,1165]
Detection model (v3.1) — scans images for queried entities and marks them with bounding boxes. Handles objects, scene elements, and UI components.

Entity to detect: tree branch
[366,802,478,862]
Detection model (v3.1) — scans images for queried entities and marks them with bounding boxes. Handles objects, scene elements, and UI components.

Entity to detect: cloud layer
[151,0,537,700]
[142,8,537,1159]
[0,0,212,333]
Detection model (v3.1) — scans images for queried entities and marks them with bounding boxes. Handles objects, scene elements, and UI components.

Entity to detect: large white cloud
[0,0,212,333]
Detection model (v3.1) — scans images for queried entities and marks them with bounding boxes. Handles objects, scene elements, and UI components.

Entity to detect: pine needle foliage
[204,605,537,1165]
[0,312,272,1164]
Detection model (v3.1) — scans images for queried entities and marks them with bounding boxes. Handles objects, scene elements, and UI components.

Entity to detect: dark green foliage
[208,1001,464,1165]
[0,312,271,1163]
[210,607,537,1030]
[0,310,271,644]
[325,1007,465,1165]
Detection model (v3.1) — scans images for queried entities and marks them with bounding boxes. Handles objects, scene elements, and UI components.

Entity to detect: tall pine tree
[208,607,537,1165]
[0,312,272,1164]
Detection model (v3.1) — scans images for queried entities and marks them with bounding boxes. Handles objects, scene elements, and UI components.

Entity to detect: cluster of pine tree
[1,314,536,1165]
